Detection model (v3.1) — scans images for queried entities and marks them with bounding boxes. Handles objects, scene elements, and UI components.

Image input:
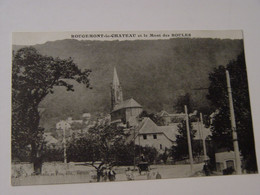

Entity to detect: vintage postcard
[11,30,257,186]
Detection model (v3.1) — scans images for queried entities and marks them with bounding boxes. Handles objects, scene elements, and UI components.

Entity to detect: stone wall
[11,162,94,178]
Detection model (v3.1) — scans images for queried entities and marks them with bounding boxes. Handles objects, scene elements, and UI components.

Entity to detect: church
[109,67,211,154]
[109,67,178,153]
[110,67,143,127]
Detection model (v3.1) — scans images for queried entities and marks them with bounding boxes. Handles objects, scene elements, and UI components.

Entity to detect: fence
[11,162,94,178]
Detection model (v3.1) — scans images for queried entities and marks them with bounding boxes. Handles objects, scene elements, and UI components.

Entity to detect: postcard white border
[1,0,260,194]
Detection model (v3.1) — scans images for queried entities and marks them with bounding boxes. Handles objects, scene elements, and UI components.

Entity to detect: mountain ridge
[12,38,244,130]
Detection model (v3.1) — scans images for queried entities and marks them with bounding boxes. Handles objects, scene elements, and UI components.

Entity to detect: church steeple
[111,67,123,110]
[113,67,120,87]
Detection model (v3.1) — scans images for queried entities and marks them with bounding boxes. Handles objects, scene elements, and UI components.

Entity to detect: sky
[12,30,243,45]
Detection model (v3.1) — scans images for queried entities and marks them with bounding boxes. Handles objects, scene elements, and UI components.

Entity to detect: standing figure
[156,171,162,179]
[125,167,134,181]
[203,161,210,176]
[97,168,102,182]
[102,168,108,182]
[108,167,116,181]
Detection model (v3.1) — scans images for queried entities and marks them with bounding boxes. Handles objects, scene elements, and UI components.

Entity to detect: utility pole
[226,70,242,174]
[133,128,136,171]
[63,122,67,164]
[200,113,207,161]
[185,105,193,174]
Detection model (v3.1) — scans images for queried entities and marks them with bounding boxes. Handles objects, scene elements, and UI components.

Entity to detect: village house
[125,117,178,153]
[55,113,93,140]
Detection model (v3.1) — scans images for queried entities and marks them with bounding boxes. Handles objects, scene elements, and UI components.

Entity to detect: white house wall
[134,133,173,153]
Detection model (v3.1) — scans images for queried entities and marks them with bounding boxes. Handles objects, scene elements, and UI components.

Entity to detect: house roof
[158,110,186,118]
[158,110,170,117]
[126,117,178,143]
[158,124,179,142]
[125,118,212,144]
[44,134,58,145]
[125,117,158,144]
[112,98,142,112]
[138,117,161,134]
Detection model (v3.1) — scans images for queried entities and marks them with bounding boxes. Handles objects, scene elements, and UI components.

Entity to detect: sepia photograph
[11,30,258,186]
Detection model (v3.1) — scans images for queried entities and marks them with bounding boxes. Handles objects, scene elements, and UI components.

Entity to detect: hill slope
[13,38,244,129]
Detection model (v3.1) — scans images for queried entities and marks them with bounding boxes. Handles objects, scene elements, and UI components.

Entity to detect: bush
[223,167,234,175]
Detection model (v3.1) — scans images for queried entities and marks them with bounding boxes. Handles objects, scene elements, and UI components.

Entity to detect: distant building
[55,113,94,140]
[56,120,71,131]
[110,67,143,127]
[82,113,91,120]
[215,151,238,172]
[158,110,198,126]
[125,117,211,154]
[131,117,177,153]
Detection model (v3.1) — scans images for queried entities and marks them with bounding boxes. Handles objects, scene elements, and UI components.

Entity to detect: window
[153,134,157,139]
[143,135,147,140]
[160,144,162,149]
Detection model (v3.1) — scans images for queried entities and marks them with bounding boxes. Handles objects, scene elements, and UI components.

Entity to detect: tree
[207,52,257,172]
[67,121,126,181]
[175,93,195,113]
[171,119,197,161]
[139,110,164,126]
[12,47,91,173]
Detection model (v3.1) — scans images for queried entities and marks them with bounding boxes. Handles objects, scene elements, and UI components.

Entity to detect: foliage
[113,142,135,166]
[136,145,158,163]
[139,110,164,126]
[42,148,64,162]
[67,136,101,162]
[67,134,159,166]
[12,47,91,171]
[67,122,126,171]
[171,119,197,161]
[207,52,257,172]
[111,143,158,166]
[158,150,169,164]
[175,93,195,113]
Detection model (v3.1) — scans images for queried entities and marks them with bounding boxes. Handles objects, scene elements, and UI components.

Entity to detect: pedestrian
[155,171,162,179]
[203,161,210,176]
[126,167,134,181]
[140,154,145,162]
[102,168,108,182]
[108,167,116,181]
[97,169,102,182]
[146,171,151,180]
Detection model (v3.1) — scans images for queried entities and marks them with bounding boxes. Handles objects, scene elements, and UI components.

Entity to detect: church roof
[112,98,142,112]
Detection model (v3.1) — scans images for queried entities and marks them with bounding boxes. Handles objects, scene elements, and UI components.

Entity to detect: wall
[135,133,173,153]
[215,151,236,172]
[11,162,95,178]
